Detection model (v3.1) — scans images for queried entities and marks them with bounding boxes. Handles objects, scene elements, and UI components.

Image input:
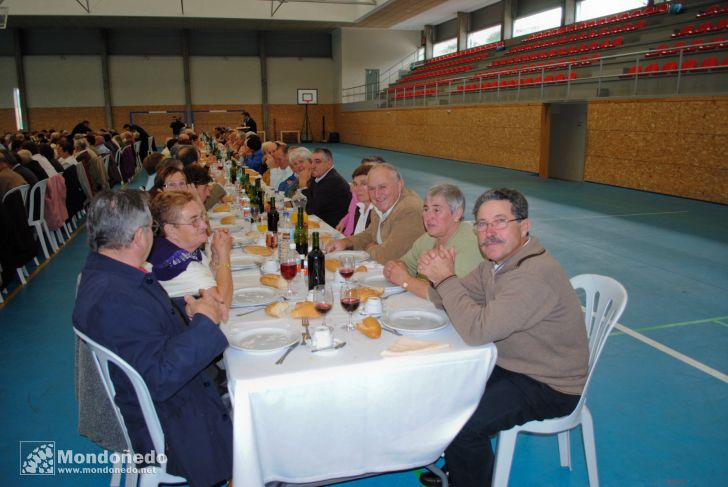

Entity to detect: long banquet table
[213,210,496,486]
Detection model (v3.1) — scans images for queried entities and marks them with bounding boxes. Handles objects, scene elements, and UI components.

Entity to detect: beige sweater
[344,188,424,264]
[429,237,588,395]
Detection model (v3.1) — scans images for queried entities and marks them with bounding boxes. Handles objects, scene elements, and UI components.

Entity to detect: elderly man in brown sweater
[417,188,588,487]
[326,163,423,264]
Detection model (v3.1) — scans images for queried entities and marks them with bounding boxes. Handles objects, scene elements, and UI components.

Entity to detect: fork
[302,317,312,342]
[275,341,299,365]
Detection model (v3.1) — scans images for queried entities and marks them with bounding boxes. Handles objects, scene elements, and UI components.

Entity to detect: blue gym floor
[1,143,726,486]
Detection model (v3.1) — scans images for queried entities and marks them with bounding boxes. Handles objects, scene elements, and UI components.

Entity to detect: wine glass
[313,285,333,327]
[340,284,360,331]
[250,206,260,224]
[338,254,355,281]
[279,246,298,298]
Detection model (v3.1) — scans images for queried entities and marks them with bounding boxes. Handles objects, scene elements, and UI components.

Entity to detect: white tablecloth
[223,275,497,486]
[215,210,497,485]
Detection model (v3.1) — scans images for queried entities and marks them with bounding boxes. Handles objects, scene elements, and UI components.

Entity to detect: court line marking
[611,315,728,334]
[539,210,689,221]
[615,323,728,384]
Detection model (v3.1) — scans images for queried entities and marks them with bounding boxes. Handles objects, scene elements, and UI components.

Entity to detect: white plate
[382,309,449,333]
[327,250,370,264]
[228,327,298,352]
[356,273,404,294]
[231,252,265,268]
[211,222,244,233]
[232,232,257,247]
[231,286,280,308]
[208,211,233,220]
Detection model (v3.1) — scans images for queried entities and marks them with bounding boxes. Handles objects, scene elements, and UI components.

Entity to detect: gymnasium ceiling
[2,0,499,31]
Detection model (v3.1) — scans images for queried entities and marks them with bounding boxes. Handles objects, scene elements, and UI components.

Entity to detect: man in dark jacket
[72,189,232,487]
[299,147,352,228]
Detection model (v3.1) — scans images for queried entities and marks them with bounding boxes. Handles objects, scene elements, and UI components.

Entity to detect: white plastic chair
[27,179,58,258]
[73,328,187,487]
[492,274,628,487]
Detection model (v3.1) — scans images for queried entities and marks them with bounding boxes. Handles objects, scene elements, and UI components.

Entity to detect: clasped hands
[185,288,228,325]
[417,245,456,287]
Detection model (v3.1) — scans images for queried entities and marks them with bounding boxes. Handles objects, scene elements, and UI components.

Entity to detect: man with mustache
[417,188,588,487]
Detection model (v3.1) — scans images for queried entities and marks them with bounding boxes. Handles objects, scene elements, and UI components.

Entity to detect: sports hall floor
[1,143,726,486]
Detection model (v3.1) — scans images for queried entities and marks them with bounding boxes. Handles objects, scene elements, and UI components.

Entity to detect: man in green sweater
[418,188,588,487]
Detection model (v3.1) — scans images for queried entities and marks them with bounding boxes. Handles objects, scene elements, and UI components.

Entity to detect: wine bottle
[257,189,265,214]
[307,232,325,290]
[294,206,308,256]
[267,197,279,232]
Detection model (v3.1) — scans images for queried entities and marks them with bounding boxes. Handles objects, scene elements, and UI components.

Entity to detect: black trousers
[445,366,580,487]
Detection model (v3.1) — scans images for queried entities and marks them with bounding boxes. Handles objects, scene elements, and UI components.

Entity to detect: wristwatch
[402,279,409,290]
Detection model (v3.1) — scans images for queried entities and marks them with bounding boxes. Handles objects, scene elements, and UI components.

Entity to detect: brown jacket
[429,237,588,395]
[344,188,424,264]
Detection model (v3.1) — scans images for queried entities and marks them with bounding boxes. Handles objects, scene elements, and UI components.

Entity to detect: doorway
[547,102,587,181]
[365,69,379,101]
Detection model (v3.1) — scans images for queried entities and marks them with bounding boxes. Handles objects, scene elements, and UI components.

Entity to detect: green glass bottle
[294,206,308,256]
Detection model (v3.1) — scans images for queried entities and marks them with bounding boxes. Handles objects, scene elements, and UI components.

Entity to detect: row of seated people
[624,55,728,75]
[524,3,669,42]
[511,20,646,54]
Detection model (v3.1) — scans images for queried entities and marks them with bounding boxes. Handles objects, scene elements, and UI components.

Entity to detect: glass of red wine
[340,283,360,331]
[279,247,298,298]
[313,285,333,327]
[338,255,355,281]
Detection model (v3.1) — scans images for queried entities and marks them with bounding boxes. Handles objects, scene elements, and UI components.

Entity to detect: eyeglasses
[474,218,524,232]
[163,182,186,189]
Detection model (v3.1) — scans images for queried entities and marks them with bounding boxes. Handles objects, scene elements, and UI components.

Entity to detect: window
[513,7,562,38]
[417,46,425,62]
[467,25,501,48]
[433,38,457,58]
[576,0,648,22]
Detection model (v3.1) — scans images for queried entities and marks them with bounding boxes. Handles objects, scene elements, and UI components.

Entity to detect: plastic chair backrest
[73,328,169,462]
[2,183,29,207]
[570,274,628,411]
[27,179,47,224]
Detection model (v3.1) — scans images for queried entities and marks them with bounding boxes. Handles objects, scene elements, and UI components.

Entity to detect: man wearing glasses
[417,188,588,487]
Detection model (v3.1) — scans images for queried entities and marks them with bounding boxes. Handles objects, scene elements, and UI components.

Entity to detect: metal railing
[341,40,728,109]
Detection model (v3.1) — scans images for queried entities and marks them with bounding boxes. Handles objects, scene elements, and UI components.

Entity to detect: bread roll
[213,204,231,213]
[325,259,341,273]
[356,316,382,339]
[265,301,288,318]
[222,194,234,203]
[220,215,236,225]
[358,287,384,302]
[308,220,320,229]
[355,264,368,273]
[290,301,320,319]
[260,274,287,290]
[244,245,273,257]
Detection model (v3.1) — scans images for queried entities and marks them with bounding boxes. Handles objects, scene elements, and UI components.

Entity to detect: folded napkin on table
[380,337,450,357]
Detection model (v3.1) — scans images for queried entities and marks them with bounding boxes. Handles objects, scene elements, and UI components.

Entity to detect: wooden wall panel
[0,109,17,134]
[585,97,728,204]
[268,104,336,143]
[25,107,107,134]
[334,104,544,173]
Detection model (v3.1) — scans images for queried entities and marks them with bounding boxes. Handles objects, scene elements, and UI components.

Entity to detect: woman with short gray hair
[383,183,483,299]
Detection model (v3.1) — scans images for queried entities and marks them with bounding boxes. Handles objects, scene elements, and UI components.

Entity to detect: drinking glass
[250,206,260,223]
[313,285,333,327]
[340,284,360,331]
[279,247,298,298]
[338,255,355,281]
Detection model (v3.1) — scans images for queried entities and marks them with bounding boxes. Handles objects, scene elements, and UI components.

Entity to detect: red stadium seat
[682,58,698,71]
[644,63,660,74]
[661,61,678,72]
[700,57,719,69]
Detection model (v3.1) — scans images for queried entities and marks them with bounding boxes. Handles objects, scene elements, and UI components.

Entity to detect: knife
[275,342,299,365]
[235,306,265,317]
